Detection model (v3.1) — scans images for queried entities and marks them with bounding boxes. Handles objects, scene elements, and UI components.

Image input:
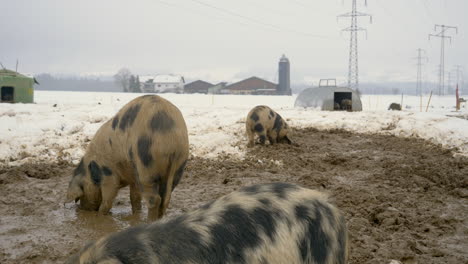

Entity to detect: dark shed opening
[1,86,14,102]
[334,92,352,111]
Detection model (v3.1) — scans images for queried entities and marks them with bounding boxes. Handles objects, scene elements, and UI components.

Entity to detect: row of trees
[114,68,142,93]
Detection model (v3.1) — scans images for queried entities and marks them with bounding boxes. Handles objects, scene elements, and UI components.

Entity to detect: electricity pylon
[338,0,372,91]
[429,25,458,96]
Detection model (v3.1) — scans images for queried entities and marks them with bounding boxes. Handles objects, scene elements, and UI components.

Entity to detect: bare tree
[114,68,132,92]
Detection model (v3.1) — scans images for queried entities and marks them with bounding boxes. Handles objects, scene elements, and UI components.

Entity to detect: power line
[155,0,253,28]
[187,0,336,39]
[338,0,372,90]
[429,24,458,96]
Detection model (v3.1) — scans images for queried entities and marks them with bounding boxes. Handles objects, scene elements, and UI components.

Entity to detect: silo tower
[278,54,291,95]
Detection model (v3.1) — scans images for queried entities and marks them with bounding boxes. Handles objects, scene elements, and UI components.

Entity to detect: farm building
[295,79,362,111]
[225,76,277,95]
[208,82,227,94]
[154,75,185,93]
[139,74,185,93]
[0,69,37,103]
[184,80,213,94]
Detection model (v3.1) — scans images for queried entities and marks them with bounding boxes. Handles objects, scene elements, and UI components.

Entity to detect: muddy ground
[0,128,467,264]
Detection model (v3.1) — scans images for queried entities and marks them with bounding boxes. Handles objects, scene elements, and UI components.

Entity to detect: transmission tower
[429,25,458,96]
[338,0,372,91]
[414,48,428,96]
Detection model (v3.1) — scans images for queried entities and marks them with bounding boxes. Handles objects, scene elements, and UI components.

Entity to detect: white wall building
[140,74,185,93]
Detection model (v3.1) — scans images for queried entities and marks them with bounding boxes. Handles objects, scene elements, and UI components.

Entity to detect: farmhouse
[140,74,185,93]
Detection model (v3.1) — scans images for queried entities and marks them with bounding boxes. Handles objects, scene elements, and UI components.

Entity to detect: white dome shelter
[294,79,362,111]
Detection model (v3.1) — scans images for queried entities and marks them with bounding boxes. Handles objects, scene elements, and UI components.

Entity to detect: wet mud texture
[1,128,467,264]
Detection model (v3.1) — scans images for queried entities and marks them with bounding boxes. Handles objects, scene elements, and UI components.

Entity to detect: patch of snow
[0,91,467,164]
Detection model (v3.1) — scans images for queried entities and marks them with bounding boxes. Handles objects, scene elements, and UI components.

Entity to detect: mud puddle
[1,128,467,263]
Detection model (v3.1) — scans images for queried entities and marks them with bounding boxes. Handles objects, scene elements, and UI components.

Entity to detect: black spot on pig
[251,207,277,240]
[73,158,85,176]
[108,138,112,146]
[269,110,275,119]
[119,104,142,131]
[295,204,331,264]
[112,116,119,130]
[259,135,266,144]
[128,147,134,161]
[173,160,187,190]
[209,205,273,262]
[313,200,335,226]
[250,112,259,122]
[150,111,175,132]
[254,123,264,133]
[272,182,298,198]
[137,136,153,167]
[102,166,112,176]
[273,115,283,133]
[88,161,102,185]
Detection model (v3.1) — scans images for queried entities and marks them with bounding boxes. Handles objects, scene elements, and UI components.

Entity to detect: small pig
[334,102,341,110]
[66,182,348,264]
[388,103,402,111]
[340,99,352,111]
[246,105,292,147]
[65,95,189,221]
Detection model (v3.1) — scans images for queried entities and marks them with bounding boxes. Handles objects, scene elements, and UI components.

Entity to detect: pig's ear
[65,176,83,203]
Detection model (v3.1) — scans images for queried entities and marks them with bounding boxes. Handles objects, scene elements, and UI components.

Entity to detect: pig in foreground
[246,105,292,147]
[66,182,348,264]
[65,95,189,221]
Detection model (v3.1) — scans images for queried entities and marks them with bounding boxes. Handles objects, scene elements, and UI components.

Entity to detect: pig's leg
[130,183,142,214]
[144,185,162,221]
[99,185,118,215]
[267,130,277,145]
[247,129,255,147]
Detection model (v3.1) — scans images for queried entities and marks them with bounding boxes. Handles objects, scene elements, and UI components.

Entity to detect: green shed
[0,69,36,103]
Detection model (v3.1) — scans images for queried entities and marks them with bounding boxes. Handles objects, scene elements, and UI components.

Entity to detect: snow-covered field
[1,91,467,165]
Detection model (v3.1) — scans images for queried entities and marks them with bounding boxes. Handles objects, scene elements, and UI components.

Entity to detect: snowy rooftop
[139,75,154,83]
[153,74,184,83]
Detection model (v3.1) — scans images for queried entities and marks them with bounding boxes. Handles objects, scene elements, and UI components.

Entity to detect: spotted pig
[246,105,292,147]
[340,99,352,111]
[66,182,348,264]
[65,95,189,221]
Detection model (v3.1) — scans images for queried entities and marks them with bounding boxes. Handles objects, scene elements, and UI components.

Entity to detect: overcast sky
[1,0,466,85]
